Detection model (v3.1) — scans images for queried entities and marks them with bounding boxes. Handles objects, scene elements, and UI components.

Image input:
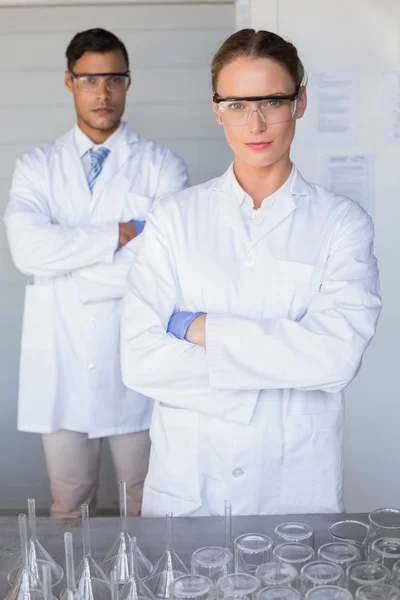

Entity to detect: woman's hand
[185,313,207,348]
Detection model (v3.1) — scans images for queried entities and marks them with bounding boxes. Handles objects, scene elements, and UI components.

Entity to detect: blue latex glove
[167,311,205,340]
[129,219,146,235]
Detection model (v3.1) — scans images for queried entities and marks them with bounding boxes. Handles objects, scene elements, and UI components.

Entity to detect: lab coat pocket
[274,260,324,321]
[146,402,200,505]
[21,284,54,350]
[119,192,152,221]
[280,411,344,511]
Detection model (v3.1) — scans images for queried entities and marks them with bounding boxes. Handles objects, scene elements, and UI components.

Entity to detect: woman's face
[213,57,307,169]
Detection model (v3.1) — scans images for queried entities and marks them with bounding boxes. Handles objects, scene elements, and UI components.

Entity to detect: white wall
[2,0,396,515]
[243,0,400,511]
[0,2,234,512]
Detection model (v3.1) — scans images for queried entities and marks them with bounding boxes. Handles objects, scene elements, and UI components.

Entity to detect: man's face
[65,50,130,139]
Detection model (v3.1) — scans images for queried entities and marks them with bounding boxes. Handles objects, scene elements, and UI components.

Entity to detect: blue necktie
[88,147,110,193]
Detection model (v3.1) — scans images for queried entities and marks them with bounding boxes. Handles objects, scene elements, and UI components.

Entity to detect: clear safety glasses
[213,86,300,126]
[69,71,130,93]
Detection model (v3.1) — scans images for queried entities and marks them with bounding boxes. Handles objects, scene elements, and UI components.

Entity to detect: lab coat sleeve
[206,203,381,394]
[4,154,118,278]
[71,236,140,303]
[120,207,259,425]
[71,148,190,304]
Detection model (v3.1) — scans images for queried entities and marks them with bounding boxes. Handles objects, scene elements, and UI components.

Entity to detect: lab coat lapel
[247,194,297,250]
[214,170,250,247]
[55,129,91,218]
[247,166,310,250]
[91,124,137,200]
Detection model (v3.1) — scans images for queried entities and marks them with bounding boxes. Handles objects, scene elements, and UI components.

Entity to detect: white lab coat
[120,164,381,516]
[4,122,188,438]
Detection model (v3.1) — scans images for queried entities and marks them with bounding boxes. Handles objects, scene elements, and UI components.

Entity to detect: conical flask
[119,537,155,600]
[6,514,44,600]
[100,482,152,583]
[143,514,189,599]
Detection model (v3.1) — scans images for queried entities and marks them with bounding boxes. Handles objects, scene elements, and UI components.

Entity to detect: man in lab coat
[3,28,188,517]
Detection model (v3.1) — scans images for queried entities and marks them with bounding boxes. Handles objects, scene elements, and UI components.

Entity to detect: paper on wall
[321,154,374,216]
[308,70,360,146]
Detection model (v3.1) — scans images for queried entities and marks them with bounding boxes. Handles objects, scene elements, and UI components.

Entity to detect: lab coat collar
[289,165,310,197]
[56,122,139,200]
[73,121,126,159]
[214,166,250,246]
[56,121,139,150]
[229,163,296,209]
[214,163,310,249]
[90,122,138,198]
[213,162,310,198]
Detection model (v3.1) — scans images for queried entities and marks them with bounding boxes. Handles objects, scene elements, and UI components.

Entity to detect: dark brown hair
[66,28,129,71]
[211,29,306,93]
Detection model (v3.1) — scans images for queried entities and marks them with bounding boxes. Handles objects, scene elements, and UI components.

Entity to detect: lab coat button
[243,256,255,267]
[232,467,245,478]
[88,363,96,370]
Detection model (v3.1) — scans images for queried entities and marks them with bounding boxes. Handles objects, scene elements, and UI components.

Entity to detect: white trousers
[42,429,150,518]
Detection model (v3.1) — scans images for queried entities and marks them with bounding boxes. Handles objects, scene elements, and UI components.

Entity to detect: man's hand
[185,313,207,348]
[129,219,146,235]
[118,222,138,249]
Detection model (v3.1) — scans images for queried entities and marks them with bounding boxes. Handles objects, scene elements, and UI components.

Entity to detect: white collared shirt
[230,163,295,238]
[74,121,125,180]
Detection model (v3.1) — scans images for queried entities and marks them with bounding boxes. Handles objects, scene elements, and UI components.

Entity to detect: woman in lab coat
[120,29,381,516]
